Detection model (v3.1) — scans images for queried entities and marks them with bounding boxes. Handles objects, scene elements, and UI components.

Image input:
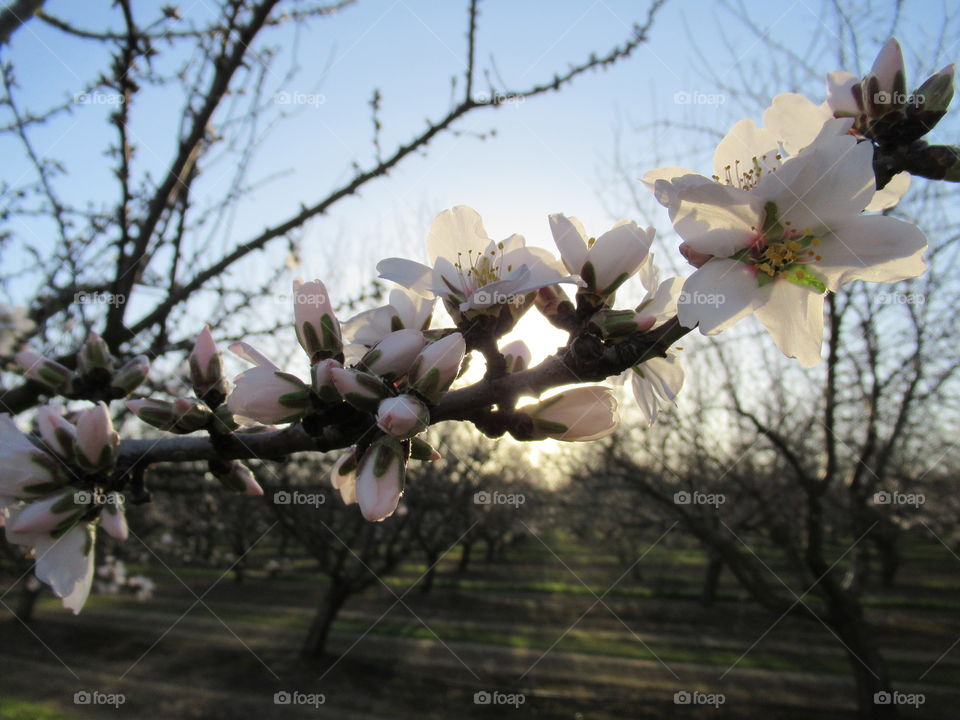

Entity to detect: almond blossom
[645,129,927,367]
[377,205,576,321]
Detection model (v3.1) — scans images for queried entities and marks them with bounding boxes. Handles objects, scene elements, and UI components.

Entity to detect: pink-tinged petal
[100,496,129,540]
[548,214,588,275]
[678,258,762,334]
[826,71,861,116]
[426,205,490,265]
[864,171,910,212]
[670,183,764,257]
[377,258,435,297]
[815,215,927,291]
[754,280,825,367]
[762,93,831,155]
[869,38,905,92]
[760,135,874,232]
[712,118,781,186]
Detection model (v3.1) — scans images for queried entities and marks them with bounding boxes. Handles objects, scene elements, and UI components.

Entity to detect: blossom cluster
[0,37,947,614]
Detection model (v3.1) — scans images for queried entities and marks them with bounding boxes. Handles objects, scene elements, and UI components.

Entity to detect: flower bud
[77,331,113,377]
[293,278,342,361]
[376,395,429,439]
[126,398,212,434]
[520,386,619,442]
[189,327,228,401]
[588,309,656,339]
[227,366,311,425]
[330,447,358,505]
[500,340,531,374]
[215,461,263,496]
[355,438,405,522]
[410,436,441,462]
[408,333,466,404]
[74,401,119,472]
[311,357,342,405]
[913,63,955,114]
[9,489,84,535]
[111,355,150,396]
[357,329,426,381]
[99,494,128,540]
[16,350,76,395]
[36,405,77,460]
[330,367,392,413]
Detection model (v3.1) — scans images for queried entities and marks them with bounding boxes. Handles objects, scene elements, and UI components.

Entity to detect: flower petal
[754,280,825,367]
[678,258,763,334]
[426,206,490,265]
[376,258,435,297]
[670,183,763,257]
[815,215,927,290]
[548,214,589,275]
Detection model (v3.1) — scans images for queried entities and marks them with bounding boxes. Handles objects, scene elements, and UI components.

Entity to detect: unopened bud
[77,332,113,377]
[408,333,466,404]
[16,350,77,395]
[189,326,228,403]
[410,436,441,462]
[111,354,150,396]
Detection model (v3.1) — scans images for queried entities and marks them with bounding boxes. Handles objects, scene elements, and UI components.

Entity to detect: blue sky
[1,0,954,340]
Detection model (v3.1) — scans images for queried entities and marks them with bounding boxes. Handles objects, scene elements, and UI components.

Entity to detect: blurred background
[0,0,958,717]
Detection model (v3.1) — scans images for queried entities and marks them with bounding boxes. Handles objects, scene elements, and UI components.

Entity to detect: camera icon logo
[874,691,891,705]
[74,691,91,704]
[473,491,492,505]
[274,691,291,704]
[673,491,691,505]
[273,491,291,505]
[873,491,891,505]
[674,691,691,704]
[474,691,491,705]
[74,491,93,505]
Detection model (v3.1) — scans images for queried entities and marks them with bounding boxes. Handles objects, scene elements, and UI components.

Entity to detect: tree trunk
[420,551,439,594]
[830,601,897,719]
[300,582,350,659]
[15,583,40,623]
[701,552,723,607]
[458,541,472,573]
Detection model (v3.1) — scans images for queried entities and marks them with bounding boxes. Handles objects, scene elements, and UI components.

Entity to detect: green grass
[0,699,73,720]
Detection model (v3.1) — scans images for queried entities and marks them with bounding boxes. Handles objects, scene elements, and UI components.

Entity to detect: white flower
[377,206,575,319]
[549,214,653,297]
[227,342,312,424]
[522,386,619,441]
[343,287,435,348]
[376,395,429,439]
[645,129,927,367]
[355,439,405,522]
